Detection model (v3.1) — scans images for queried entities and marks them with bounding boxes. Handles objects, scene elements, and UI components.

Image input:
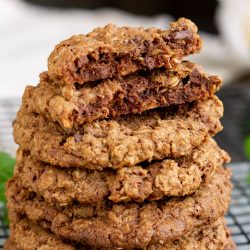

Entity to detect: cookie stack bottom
[6,166,234,249]
[5,217,235,250]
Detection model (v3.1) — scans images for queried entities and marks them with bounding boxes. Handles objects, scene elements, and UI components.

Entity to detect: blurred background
[0,1,250,248]
[1,0,250,160]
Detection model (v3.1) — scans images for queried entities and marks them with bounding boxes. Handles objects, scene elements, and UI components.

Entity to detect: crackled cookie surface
[14,138,230,205]
[14,96,223,169]
[5,217,235,250]
[7,167,232,249]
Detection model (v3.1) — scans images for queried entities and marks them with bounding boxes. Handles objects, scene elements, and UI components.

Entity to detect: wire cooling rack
[228,163,250,249]
[0,204,9,248]
[0,83,250,249]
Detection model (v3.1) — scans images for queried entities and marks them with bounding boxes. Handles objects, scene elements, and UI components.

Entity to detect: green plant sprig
[244,136,250,185]
[0,151,15,224]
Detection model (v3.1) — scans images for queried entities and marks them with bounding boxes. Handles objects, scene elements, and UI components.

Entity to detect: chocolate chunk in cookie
[25,61,221,128]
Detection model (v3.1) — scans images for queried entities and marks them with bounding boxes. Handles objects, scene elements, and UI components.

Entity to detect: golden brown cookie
[14,138,230,205]
[5,217,235,250]
[48,18,202,85]
[6,167,232,249]
[14,96,223,170]
[24,61,221,128]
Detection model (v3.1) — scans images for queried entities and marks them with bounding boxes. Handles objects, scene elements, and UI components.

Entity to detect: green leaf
[0,183,6,203]
[0,152,15,183]
[244,136,250,186]
[0,152,15,225]
[247,174,250,186]
[245,136,250,160]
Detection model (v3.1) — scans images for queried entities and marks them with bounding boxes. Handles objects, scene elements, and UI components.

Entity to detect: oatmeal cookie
[25,62,221,128]
[48,18,202,85]
[14,138,230,205]
[13,96,223,169]
[5,217,235,250]
[7,167,232,249]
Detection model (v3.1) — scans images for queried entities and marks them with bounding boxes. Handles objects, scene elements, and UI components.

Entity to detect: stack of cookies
[5,18,235,249]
